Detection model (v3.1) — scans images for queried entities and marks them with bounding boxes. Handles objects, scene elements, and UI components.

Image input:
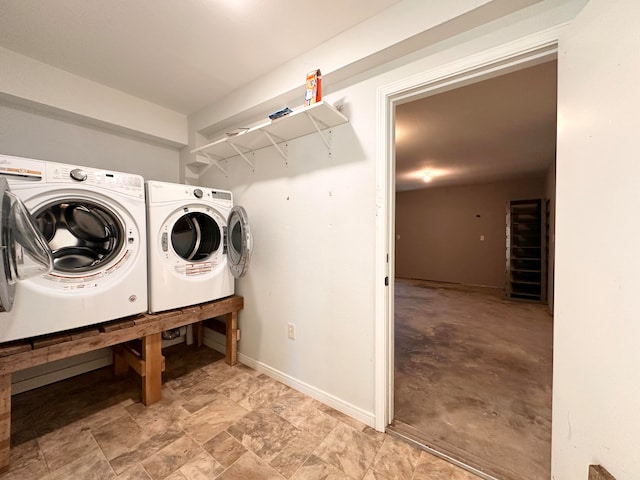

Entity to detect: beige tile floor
[3,344,481,480]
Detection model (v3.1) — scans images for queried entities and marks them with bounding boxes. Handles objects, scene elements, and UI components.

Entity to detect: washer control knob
[70,168,88,182]
[193,188,203,199]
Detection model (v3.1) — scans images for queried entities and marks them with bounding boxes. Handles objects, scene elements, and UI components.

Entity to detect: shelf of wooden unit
[505,198,546,302]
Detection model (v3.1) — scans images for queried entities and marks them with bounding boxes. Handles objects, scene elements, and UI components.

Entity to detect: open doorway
[388,61,557,480]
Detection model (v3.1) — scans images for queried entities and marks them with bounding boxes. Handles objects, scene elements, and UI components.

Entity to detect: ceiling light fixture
[423,172,432,182]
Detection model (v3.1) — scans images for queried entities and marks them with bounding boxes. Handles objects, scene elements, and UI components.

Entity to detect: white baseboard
[13,328,375,430]
[11,348,113,395]
[202,327,375,428]
[202,327,227,355]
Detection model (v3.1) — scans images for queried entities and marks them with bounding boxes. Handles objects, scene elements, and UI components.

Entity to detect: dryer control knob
[193,188,203,199]
[70,168,88,182]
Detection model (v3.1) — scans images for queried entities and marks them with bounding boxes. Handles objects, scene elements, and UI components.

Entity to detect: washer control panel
[0,154,45,182]
[48,163,144,198]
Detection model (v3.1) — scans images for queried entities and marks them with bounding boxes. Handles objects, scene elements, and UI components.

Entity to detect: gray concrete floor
[391,279,553,480]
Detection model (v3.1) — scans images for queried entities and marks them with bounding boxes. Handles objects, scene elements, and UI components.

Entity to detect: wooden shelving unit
[189,101,349,176]
[505,199,546,302]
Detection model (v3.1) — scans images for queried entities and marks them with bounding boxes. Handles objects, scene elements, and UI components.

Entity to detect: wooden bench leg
[193,321,204,348]
[224,311,238,366]
[0,374,10,472]
[141,333,162,406]
[113,346,129,377]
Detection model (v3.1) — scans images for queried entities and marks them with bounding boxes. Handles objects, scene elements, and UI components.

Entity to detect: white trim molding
[202,329,375,427]
[374,23,566,432]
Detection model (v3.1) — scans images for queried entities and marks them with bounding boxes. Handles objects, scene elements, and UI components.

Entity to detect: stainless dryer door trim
[226,206,251,279]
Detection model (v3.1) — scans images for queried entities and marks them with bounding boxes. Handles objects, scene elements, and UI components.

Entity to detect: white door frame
[373,25,567,431]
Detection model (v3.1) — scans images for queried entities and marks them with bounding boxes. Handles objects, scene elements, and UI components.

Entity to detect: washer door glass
[226,206,251,278]
[33,200,124,273]
[171,212,221,261]
[0,178,53,312]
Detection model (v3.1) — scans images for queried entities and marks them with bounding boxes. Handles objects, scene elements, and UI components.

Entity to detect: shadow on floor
[7,342,483,479]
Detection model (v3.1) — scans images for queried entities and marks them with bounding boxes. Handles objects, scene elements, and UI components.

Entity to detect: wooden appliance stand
[0,294,243,471]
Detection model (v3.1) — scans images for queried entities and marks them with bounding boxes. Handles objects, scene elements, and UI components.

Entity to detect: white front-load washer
[145,181,251,313]
[0,154,148,342]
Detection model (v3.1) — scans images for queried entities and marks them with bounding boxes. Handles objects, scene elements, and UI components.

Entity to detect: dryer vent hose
[162,326,187,340]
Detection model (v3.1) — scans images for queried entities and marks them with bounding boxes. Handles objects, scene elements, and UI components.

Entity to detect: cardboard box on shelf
[304,69,322,106]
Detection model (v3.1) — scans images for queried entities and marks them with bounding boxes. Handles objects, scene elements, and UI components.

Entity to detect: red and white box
[304,69,322,106]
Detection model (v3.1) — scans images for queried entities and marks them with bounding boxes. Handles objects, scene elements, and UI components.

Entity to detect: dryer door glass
[33,200,124,273]
[0,178,53,312]
[226,206,251,278]
[171,212,221,261]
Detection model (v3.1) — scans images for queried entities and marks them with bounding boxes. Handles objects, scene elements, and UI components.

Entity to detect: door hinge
[384,276,389,286]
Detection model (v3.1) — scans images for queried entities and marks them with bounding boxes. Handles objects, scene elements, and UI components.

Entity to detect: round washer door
[226,206,251,278]
[0,178,53,312]
[32,199,125,274]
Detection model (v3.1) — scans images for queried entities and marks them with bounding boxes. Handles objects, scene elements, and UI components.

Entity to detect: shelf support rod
[262,131,287,161]
[202,152,228,176]
[305,112,331,150]
[227,142,255,170]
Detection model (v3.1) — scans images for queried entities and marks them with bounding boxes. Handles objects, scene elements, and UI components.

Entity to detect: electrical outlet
[287,323,296,340]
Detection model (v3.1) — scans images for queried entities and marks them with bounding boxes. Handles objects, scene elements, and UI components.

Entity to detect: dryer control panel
[146,180,232,208]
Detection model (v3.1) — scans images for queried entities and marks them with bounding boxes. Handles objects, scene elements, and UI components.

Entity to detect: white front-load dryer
[146,181,251,313]
[0,154,148,342]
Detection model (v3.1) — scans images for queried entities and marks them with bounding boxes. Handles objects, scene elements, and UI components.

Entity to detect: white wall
[197,0,586,425]
[201,108,377,421]
[0,46,188,146]
[0,104,180,181]
[6,0,635,478]
[553,0,640,478]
